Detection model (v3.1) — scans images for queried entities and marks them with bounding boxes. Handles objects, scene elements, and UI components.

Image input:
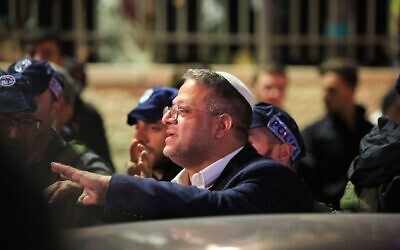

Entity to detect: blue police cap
[251,102,305,162]
[127,87,178,125]
[7,58,63,99]
[0,72,37,113]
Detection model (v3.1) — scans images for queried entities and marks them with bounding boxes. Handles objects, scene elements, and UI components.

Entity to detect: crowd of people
[1,34,399,248]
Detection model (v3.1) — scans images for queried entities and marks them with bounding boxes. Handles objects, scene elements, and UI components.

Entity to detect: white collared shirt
[171,146,244,189]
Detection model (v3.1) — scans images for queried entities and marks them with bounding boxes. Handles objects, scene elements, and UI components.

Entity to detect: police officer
[6,59,113,229]
[248,102,305,169]
[249,102,333,212]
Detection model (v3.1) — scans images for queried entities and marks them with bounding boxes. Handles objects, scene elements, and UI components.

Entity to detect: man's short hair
[319,58,358,89]
[251,63,286,87]
[181,69,252,143]
[28,33,63,56]
[382,88,400,115]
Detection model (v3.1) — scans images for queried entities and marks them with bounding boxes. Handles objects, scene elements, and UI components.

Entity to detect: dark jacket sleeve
[71,98,114,170]
[76,151,114,175]
[104,163,312,222]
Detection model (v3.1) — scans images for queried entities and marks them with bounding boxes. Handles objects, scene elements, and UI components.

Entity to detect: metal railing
[0,0,398,65]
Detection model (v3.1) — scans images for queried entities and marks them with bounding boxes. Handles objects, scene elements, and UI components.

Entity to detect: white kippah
[216,71,255,110]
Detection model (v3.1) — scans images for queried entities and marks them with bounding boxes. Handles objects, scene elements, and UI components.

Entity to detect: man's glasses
[163,105,184,121]
[163,104,222,122]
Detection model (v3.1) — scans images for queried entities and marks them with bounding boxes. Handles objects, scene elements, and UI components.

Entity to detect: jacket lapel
[211,144,261,191]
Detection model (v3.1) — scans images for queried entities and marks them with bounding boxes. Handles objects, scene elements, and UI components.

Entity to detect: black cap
[251,102,305,161]
[7,58,63,99]
[0,72,37,113]
[127,87,178,125]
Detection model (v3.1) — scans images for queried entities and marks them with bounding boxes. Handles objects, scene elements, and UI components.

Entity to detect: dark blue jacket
[104,144,313,222]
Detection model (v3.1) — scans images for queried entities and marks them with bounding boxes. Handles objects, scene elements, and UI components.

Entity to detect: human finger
[49,181,83,203]
[76,191,88,205]
[129,139,140,162]
[137,150,152,178]
[51,162,82,182]
[126,162,139,176]
[44,182,59,201]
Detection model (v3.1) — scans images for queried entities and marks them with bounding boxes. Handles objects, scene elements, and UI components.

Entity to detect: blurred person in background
[380,88,400,124]
[340,116,400,212]
[125,87,181,181]
[28,33,114,170]
[6,59,113,229]
[340,74,400,213]
[49,63,78,136]
[295,58,373,210]
[251,64,287,108]
[368,87,400,125]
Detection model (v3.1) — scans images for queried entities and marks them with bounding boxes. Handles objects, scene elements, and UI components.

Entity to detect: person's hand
[129,139,142,163]
[44,180,83,203]
[51,162,111,206]
[127,139,152,178]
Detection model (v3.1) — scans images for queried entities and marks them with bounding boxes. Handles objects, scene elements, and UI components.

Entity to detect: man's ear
[215,114,233,139]
[278,143,292,166]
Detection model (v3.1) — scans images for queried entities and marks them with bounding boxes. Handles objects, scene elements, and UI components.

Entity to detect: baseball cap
[7,58,63,99]
[0,72,37,113]
[216,71,255,110]
[127,87,178,125]
[250,102,305,161]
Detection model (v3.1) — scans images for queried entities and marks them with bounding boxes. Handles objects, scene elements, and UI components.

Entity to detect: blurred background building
[1,0,399,65]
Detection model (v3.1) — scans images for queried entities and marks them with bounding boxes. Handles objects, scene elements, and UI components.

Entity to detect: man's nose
[162,109,176,125]
[6,127,18,139]
[135,128,148,144]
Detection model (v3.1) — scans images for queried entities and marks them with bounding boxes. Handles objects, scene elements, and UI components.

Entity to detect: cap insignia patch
[14,58,32,73]
[139,89,154,103]
[0,75,16,87]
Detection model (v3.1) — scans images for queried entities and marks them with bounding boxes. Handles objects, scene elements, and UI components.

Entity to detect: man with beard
[51,69,312,222]
[295,58,373,210]
[126,87,181,181]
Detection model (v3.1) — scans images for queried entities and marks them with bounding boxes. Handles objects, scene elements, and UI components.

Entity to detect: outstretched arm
[51,162,111,205]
